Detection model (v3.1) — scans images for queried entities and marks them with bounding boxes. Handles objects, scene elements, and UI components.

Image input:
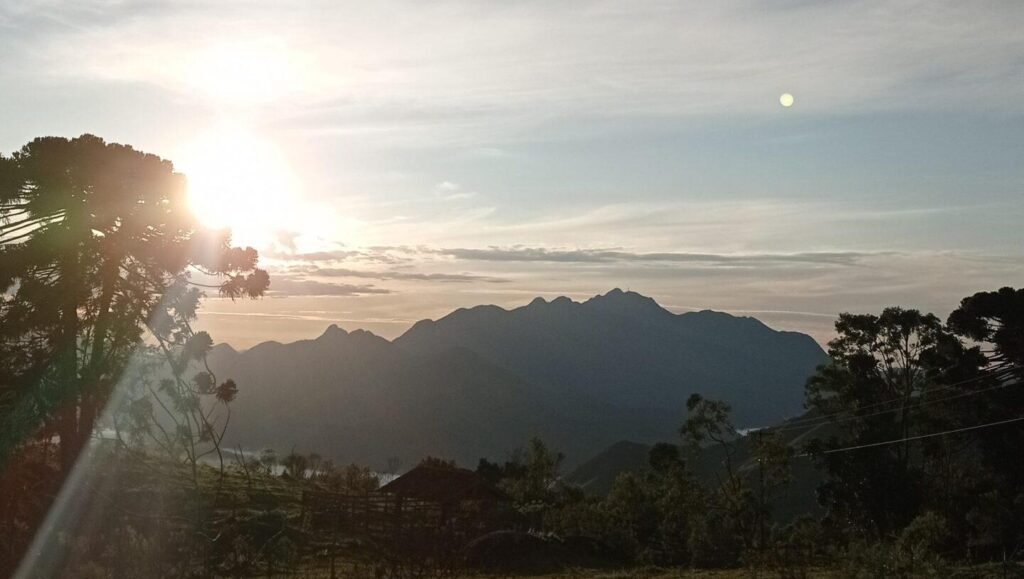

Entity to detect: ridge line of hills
[208,289,829,470]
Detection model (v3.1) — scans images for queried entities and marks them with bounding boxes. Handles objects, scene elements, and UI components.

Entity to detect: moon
[779,93,795,108]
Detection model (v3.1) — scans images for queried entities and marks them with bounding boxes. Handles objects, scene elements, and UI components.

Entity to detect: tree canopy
[0,134,269,471]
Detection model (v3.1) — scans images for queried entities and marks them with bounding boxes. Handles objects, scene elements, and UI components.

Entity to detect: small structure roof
[379,464,505,504]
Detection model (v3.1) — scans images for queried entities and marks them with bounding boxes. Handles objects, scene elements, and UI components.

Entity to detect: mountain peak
[525,295,574,310]
[319,324,349,340]
[210,342,238,357]
[584,288,667,315]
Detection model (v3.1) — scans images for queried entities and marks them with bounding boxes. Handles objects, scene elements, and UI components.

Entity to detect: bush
[840,514,952,579]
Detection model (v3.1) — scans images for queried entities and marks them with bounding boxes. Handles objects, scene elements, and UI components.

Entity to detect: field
[238,564,1023,579]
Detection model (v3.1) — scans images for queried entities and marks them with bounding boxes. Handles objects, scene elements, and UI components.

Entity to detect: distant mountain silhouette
[210,324,668,468]
[209,290,828,469]
[396,289,827,426]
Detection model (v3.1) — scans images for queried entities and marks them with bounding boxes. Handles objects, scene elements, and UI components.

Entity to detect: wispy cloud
[433,247,883,266]
[262,249,411,265]
[263,250,357,262]
[283,265,509,284]
[434,181,477,201]
[267,278,391,297]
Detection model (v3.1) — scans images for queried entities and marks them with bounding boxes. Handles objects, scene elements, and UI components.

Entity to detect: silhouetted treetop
[0,134,269,471]
[948,286,1024,373]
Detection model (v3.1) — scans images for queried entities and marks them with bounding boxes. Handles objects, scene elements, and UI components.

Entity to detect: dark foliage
[801,294,1024,561]
[0,134,269,575]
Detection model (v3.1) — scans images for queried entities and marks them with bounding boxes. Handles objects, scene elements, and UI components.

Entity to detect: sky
[2,0,1023,347]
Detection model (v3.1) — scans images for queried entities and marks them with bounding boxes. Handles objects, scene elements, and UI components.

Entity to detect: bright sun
[174,41,331,250]
[178,125,299,249]
[186,40,300,105]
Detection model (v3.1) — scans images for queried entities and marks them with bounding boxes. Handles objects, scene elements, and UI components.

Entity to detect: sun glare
[187,40,301,105]
[178,125,300,249]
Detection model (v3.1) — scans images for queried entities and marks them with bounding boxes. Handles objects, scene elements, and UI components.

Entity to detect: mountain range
[208,289,829,469]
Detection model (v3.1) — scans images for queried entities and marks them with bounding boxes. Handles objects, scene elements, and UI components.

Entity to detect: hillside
[209,290,828,470]
[565,414,838,521]
[210,325,670,468]
[565,440,654,495]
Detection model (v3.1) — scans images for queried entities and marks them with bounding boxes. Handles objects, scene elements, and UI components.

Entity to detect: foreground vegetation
[8,441,1023,579]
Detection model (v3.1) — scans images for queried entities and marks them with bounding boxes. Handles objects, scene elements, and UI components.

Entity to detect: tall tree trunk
[57,248,81,475]
[77,254,120,447]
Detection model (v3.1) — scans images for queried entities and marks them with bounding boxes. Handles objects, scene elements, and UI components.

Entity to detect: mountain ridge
[209,289,829,469]
[393,289,827,426]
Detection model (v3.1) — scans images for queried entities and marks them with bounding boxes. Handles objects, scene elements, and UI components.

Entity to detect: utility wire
[782,366,1012,427]
[776,366,1015,430]
[795,415,1024,457]
[772,379,1021,434]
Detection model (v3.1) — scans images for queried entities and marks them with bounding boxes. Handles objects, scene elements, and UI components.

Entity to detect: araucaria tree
[0,134,269,474]
[946,288,1024,554]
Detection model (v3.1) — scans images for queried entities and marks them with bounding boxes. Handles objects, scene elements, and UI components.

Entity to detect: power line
[775,366,1015,431]
[781,367,1012,428]
[795,415,1024,458]
[772,379,1021,434]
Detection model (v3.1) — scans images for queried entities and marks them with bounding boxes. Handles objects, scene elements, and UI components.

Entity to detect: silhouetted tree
[804,307,982,537]
[282,451,310,479]
[419,455,457,468]
[306,452,324,477]
[682,394,748,530]
[750,430,793,559]
[601,447,704,565]
[259,448,279,474]
[499,438,564,518]
[314,462,379,494]
[949,287,1024,378]
[0,134,270,577]
[947,287,1024,555]
[681,394,788,558]
[0,134,268,475]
